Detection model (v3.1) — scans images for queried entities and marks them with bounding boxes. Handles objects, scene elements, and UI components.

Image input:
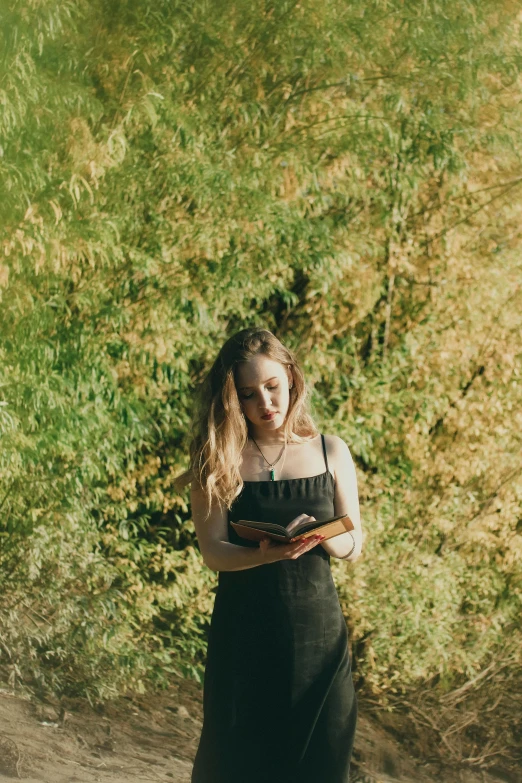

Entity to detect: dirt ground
[0,675,514,783]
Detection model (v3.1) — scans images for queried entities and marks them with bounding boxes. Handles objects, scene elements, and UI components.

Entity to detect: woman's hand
[258,514,324,563]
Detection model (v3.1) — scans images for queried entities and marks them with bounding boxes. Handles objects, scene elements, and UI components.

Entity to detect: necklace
[250,435,287,481]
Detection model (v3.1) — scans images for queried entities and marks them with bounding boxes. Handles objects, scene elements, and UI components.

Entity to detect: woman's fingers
[285,534,324,559]
[259,528,324,563]
[304,534,324,548]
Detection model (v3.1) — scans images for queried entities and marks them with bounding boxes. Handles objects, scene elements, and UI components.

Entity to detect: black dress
[191,434,357,783]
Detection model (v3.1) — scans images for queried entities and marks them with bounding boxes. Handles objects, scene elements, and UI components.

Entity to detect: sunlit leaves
[0,5,521,766]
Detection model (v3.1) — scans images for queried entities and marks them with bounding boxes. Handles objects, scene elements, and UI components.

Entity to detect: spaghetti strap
[321,433,329,473]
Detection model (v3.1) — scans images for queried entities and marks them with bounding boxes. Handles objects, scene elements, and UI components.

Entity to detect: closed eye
[241,385,278,400]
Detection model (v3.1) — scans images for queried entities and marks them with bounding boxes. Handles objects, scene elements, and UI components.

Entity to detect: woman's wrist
[206,540,275,572]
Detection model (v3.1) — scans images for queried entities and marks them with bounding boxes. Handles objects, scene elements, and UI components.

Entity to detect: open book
[230,513,354,544]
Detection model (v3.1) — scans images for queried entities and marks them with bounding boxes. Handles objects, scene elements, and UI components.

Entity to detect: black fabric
[191,434,357,783]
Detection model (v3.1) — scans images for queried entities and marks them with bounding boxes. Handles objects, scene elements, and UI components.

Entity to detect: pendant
[270,468,275,481]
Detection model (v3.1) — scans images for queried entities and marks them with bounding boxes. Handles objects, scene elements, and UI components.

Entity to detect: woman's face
[235,355,293,434]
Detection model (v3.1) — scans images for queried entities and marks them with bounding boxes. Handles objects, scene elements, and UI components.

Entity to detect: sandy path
[0,678,510,783]
[0,681,199,782]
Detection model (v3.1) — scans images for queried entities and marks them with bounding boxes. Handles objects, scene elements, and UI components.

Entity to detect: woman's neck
[248,432,286,446]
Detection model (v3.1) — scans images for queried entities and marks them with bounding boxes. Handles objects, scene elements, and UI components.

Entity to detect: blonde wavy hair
[174,327,319,517]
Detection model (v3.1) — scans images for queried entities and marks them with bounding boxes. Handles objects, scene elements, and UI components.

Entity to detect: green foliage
[1,0,521,768]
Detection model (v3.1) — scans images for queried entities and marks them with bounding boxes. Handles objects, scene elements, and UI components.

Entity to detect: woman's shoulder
[322,433,352,460]
[322,432,348,446]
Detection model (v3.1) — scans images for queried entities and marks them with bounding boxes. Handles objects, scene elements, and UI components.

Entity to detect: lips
[261,412,276,420]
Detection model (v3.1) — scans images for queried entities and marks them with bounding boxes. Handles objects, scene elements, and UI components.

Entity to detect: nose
[259,389,273,409]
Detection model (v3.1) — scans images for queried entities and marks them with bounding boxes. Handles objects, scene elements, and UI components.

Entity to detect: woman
[179,327,363,783]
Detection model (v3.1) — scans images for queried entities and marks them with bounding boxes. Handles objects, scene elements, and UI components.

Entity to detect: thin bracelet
[341,532,356,560]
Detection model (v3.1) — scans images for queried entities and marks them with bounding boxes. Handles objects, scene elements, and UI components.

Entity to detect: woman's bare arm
[320,436,363,562]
